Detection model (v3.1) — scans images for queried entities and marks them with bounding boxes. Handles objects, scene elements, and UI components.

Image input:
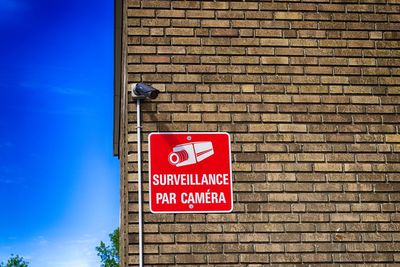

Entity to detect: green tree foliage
[0,254,29,267]
[96,228,119,267]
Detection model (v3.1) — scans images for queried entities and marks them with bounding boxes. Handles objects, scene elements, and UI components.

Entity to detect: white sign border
[148,132,233,214]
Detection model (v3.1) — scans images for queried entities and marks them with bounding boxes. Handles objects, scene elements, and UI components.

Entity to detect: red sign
[148,132,233,213]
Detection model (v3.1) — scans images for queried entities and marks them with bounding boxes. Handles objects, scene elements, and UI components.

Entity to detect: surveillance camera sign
[148,132,233,213]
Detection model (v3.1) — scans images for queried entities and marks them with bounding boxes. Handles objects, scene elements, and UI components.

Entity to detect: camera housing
[132,82,160,99]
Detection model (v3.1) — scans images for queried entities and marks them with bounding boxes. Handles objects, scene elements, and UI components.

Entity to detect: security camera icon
[168,141,214,167]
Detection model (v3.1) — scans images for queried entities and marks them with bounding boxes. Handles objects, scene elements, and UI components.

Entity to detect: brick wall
[118,0,400,265]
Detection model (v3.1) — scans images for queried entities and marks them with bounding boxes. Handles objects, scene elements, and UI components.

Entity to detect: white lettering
[152,174,159,186]
[181,193,187,204]
[156,193,176,204]
[180,191,227,204]
[156,192,162,204]
[153,173,229,186]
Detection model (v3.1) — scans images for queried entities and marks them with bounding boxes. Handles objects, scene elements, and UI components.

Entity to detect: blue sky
[0,0,119,266]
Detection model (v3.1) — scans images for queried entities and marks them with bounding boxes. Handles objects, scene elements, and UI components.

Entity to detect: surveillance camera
[132,82,160,99]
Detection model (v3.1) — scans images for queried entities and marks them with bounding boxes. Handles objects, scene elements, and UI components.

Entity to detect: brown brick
[216,47,245,55]
[159,244,190,254]
[254,244,284,253]
[159,224,190,233]
[172,37,200,45]
[209,254,238,264]
[165,28,194,36]
[172,113,201,122]
[240,254,269,263]
[186,47,215,55]
[210,29,239,37]
[261,56,289,65]
[203,113,231,122]
[157,10,185,18]
[216,10,244,19]
[275,12,302,20]
[143,255,174,264]
[142,55,170,63]
[271,254,301,263]
[176,255,206,264]
[262,114,291,122]
[269,193,298,202]
[172,1,199,9]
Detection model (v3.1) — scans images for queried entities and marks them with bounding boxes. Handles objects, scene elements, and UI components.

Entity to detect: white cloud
[27,235,101,267]
[19,82,90,96]
[0,234,102,267]
[0,175,24,185]
[0,142,12,148]
[0,178,17,184]
[36,236,48,246]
